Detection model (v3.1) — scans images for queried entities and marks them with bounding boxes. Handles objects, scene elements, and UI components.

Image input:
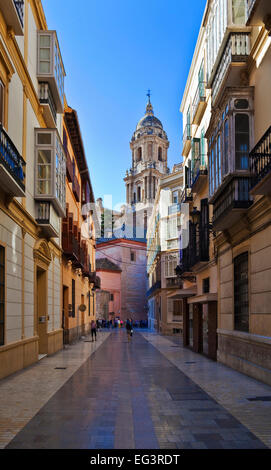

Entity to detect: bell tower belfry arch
[124,93,169,207]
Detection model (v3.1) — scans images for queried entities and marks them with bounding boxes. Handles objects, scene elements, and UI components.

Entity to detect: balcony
[37,31,65,113]
[39,83,57,127]
[166,277,180,289]
[212,33,250,105]
[182,124,192,157]
[191,159,208,193]
[62,219,80,262]
[250,125,271,196]
[35,202,60,238]
[0,125,25,197]
[35,128,66,217]
[212,176,253,231]
[147,280,161,299]
[180,187,193,205]
[0,0,24,35]
[72,174,80,202]
[247,0,271,26]
[192,82,207,126]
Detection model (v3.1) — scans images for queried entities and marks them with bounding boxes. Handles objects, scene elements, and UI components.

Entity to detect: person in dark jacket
[91,320,97,341]
[126,318,132,342]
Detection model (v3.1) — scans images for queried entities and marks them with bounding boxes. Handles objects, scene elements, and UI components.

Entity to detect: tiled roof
[96,258,122,272]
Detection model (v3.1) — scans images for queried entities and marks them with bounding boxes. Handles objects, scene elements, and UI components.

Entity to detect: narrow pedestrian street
[1,329,270,450]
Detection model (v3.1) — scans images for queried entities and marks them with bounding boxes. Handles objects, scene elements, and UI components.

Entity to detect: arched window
[158,147,163,161]
[148,143,153,158]
[137,147,142,162]
[137,187,141,202]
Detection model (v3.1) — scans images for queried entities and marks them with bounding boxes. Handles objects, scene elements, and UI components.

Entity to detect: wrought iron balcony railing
[35,202,60,238]
[192,158,208,188]
[39,83,57,123]
[213,176,253,229]
[250,125,271,194]
[0,125,25,195]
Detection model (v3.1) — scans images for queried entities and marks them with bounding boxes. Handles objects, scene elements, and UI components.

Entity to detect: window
[72,279,75,318]
[208,92,253,197]
[130,251,136,262]
[39,34,51,74]
[234,252,249,332]
[232,0,246,25]
[137,147,142,162]
[223,119,229,176]
[0,246,4,346]
[203,277,210,294]
[110,293,114,301]
[235,114,249,170]
[137,187,141,202]
[158,147,163,161]
[165,253,178,278]
[172,191,178,204]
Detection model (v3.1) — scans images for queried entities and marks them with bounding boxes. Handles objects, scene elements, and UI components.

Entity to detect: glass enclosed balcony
[0,0,24,35]
[37,31,65,114]
[212,33,250,104]
[35,202,60,238]
[34,128,66,217]
[0,125,25,197]
[250,125,271,196]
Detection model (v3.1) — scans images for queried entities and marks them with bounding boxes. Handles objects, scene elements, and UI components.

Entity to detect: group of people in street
[90,318,135,342]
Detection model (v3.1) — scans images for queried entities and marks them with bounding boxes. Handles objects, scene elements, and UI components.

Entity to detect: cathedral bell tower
[124,93,169,207]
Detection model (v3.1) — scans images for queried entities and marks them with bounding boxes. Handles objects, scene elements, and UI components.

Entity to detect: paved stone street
[1,329,271,449]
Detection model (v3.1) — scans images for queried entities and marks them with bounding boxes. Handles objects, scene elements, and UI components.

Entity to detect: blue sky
[43,0,206,207]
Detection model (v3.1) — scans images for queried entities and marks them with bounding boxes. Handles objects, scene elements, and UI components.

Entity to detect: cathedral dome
[133,95,168,141]
[136,98,163,131]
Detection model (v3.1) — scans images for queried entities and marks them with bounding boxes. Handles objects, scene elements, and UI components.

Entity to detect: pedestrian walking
[126,318,132,342]
[91,320,97,342]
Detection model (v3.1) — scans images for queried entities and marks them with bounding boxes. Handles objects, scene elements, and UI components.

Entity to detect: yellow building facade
[0,0,66,379]
[62,104,98,343]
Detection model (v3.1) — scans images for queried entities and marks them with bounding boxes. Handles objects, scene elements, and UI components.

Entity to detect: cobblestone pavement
[2,329,269,449]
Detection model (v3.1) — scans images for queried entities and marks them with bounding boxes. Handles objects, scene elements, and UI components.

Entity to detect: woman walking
[91,320,97,342]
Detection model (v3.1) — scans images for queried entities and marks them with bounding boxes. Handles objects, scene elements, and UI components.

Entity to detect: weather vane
[147,89,151,102]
